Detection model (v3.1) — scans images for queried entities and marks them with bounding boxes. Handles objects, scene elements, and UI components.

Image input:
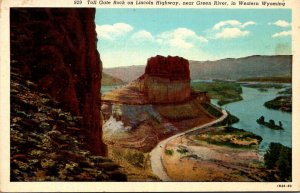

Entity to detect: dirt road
[149,109,228,181]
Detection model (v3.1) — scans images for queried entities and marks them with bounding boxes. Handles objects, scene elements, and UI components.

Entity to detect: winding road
[149,109,228,181]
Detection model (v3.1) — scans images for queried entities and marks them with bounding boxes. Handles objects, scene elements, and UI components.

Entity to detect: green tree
[276,147,292,180]
[264,142,282,168]
[264,142,292,181]
[269,119,275,126]
[257,116,265,123]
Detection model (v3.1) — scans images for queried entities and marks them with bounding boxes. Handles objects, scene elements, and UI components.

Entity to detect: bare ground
[162,130,266,181]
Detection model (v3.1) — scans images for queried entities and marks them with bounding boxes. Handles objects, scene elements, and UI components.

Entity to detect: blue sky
[95,9,291,68]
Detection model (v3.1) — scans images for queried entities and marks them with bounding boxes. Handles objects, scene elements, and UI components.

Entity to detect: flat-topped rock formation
[102,55,209,105]
[144,55,190,80]
[138,55,192,103]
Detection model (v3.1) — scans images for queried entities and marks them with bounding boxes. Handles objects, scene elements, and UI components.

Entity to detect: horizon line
[103,54,292,69]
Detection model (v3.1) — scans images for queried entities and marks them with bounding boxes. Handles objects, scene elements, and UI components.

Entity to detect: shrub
[124,151,145,168]
[164,149,173,156]
[269,119,275,126]
[214,113,239,126]
[201,103,223,118]
[176,147,189,154]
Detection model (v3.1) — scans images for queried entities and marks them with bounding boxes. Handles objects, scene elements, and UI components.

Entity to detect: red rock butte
[144,55,191,81]
[102,55,209,105]
[138,55,192,103]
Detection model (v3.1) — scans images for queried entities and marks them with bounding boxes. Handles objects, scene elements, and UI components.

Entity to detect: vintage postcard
[0,0,300,192]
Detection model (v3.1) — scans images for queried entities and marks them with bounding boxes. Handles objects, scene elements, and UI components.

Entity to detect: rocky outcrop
[138,55,191,103]
[10,8,105,154]
[10,70,127,181]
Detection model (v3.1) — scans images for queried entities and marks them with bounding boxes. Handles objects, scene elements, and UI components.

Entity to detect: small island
[264,96,292,112]
[256,116,284,130]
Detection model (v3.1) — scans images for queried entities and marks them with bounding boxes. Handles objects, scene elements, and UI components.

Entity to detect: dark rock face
[10,8,105,155]
[139,55,191,103]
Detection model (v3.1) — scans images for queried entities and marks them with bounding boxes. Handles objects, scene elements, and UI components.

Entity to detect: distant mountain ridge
[101,72,124,86]
[103,55,292,82]
[104,65,145,82]
[190,55,291,80]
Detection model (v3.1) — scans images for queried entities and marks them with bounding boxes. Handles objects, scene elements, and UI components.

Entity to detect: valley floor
[101,82,268,181]
[102,101,215,180]
[102,82,216,180]
[162,129,265,181]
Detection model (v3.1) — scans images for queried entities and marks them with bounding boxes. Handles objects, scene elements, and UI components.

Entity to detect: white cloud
[97,24,208,50]
[242,21,256,28]
[213,20,241,30]
[96,23,133,40]
[210,20,255,39]
[156,28,208,49]
[272,30,291,38]
[131,30,154,42]
[269,20,290,28]
[213,20,256,30]
[215,27,250,39]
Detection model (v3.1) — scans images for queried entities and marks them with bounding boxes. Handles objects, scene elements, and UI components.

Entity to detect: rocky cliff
[10,8,105,154]
[138,55,191,103]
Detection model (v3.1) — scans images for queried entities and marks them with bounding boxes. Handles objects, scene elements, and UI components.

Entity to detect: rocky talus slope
[11,68,127,181]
